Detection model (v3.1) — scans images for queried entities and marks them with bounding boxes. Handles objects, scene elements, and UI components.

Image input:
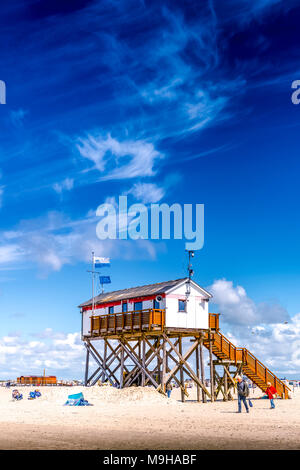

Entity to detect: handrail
[209,313,220,330]
[205,328,290,398]
[90,308,165,335]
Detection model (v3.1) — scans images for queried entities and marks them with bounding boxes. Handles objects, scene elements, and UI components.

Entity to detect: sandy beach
[0,385,299,450]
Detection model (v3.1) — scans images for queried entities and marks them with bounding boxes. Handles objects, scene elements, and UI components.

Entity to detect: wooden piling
[209,331,215,402]
[200,335,207,403]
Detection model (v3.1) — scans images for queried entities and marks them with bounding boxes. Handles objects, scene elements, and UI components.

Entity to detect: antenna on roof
[185,250,194,297]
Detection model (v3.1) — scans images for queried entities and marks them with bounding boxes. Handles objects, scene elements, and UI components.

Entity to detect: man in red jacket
[265,382,277,409]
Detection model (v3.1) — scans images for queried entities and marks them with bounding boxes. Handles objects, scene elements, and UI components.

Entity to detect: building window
[108,306,114,314]
[134,301,143,311]
[178,300,186,312]
[153,299,160,309]
[122,302,128,313]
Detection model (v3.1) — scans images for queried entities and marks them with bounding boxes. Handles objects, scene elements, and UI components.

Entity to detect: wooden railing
[90,308,165,336]
[205,330,290,399]
[209,313,220,330]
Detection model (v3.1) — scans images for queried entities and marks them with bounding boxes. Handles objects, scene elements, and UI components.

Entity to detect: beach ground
[0,385,299,450]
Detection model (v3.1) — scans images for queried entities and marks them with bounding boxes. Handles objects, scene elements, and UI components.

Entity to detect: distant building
[17,375,57,385]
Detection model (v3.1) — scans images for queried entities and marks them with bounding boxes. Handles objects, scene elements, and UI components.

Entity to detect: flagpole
[92,251,95,316]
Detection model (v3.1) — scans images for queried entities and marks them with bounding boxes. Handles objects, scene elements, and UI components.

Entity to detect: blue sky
[0,0,300,380]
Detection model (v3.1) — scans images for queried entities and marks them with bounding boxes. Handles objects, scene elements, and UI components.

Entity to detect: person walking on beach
[166,382,173,398]
[236,376,249,413]
[265,382,277,409]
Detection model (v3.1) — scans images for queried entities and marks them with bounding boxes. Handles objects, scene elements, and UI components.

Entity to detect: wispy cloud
[126,182,165,204]
[76,133,164,181]
[9,109,28,128]
[53,177,74,194]
[0,209,163,274]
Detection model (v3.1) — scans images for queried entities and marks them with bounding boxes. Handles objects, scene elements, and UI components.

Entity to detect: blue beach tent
[64,392,93,406]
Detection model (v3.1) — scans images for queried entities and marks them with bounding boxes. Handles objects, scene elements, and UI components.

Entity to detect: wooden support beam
[209,331,215,402]
[162,336,167,394]
[121,340,142,386]
[86,340,120,385]
[165,338,198,384]
[102,340,107,382]
[156,337,161,385]
[84,346,90,386]
[196,340,201,402]
[163,334,211,399]
[84,342,115,386]
[120,340,162,392]
[142,336,146,387]
[87,366,101,384]
[124,338,161,386]
[178,336,185,402]
[224,365,228,401]
[199,336,207,403]
[120,344,124,389]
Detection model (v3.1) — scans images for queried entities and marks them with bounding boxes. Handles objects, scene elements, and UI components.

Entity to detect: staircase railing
[206,328,290,399]
[90,308,165,335]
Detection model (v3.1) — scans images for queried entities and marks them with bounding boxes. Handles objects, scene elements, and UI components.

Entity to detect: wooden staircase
[204,319,290,399]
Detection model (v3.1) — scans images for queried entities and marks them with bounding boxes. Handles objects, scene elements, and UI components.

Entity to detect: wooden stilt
[142,336,146,387]
[178,336,185,402]
[196,339,201,402]
[157,337,161,385]
[209,331,215,402]
[102,340,107,382]
[200,336,207,403]
[120,341,124,389]
[162,336,167,394]
[84,346,90,386]
[224,365,228,401]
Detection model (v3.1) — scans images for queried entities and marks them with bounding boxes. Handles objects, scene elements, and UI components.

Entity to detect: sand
[0,385,299,450]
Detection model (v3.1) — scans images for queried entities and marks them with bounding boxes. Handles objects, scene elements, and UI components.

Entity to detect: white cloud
[77,133,163,181]
[0,244,23,264]
[0,330,86,379]
[0,209,162,274]
[126,183,165,203]
[209,278,289,326]
[209,278,299,377]
[220,313,300,377]
[53,177,74,194]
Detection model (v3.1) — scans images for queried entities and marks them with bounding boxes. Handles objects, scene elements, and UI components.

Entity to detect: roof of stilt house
[79,277,212,308]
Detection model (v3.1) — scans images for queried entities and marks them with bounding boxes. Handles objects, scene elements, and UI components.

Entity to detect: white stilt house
[79,276,290,401]
[79,278,212,338]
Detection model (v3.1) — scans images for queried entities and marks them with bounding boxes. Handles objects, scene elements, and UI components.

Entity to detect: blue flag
[99,276,111,284]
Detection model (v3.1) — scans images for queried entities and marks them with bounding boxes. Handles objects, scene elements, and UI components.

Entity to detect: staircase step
[202,330,287,396]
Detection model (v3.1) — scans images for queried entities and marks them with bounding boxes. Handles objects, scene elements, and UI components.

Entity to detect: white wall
[165,282,209,329]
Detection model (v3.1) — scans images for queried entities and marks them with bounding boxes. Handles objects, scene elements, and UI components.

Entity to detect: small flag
[93,256,110,268]
[99,276,111,284]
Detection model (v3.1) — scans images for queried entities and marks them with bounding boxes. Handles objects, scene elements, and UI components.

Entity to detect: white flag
[93,256,110,266]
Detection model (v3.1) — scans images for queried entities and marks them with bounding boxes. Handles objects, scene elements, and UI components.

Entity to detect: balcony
[90,308,165,337]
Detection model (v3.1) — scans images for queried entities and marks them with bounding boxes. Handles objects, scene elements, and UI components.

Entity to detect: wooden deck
[89,311,220,338]
[90,309,165,337]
